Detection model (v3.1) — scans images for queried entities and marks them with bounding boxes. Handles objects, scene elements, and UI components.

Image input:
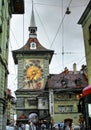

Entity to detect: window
[42,99,47,106]
[42,101,45,106]
[58,105,73,113]
[66,105,73,112]
[69,94,72,99]
[39,110,47,116]
[30,42,36,49]
[31,29,35,34]
[28,100,37,106]
[58,105,65,112]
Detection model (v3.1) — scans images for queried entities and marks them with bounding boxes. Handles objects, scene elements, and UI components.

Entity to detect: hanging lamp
[65,7,71,14]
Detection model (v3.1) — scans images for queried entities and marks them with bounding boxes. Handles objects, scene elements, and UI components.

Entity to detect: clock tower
[12,5,54,123]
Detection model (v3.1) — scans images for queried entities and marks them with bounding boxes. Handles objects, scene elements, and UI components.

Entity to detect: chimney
[73,63,77,74]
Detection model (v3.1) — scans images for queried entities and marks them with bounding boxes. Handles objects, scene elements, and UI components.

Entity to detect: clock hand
[32,71,37,80]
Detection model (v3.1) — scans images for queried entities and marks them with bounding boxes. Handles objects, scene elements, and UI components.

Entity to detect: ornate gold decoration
[26,65,42,81]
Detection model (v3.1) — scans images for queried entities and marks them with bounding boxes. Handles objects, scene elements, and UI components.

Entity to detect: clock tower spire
[28,0,37,37]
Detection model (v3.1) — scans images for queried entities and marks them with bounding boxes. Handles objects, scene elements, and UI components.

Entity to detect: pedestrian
[14,123,19,130]
[64,125,70,130]
[63,123,70,130]
[21,123,25,130]
[58,123,61,130]
[6,123,14,130]
[25,123,30,130]
[37,120,41,130]
[41,123,46,130]
[18,123,23,130]
[29,121,36,130]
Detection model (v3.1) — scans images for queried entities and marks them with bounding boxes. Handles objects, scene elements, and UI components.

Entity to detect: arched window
[30,42,36,49]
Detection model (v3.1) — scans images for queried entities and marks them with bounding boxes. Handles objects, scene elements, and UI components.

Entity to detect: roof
[78,0,91,24]
[12,2,54,64]
[30,8,36,27]
[47,70,88,91]
[12,37,54,64]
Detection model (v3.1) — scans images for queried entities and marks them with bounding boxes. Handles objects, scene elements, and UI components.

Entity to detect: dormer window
[30,42,36,49]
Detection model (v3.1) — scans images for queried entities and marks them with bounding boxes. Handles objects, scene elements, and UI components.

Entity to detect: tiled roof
[12,37,54,64]
[16,37,51,51]
[47,71,88,89]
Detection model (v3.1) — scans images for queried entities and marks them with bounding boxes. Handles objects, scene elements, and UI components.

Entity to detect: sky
[8,0,90,96]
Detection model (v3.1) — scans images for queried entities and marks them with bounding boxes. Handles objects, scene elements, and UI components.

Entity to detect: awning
[83,85,91,96]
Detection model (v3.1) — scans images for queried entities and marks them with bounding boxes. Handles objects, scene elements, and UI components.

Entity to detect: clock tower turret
[12,1,54,123]
[13,3,54,90]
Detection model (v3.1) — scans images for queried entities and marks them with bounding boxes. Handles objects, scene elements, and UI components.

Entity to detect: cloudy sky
[8,0,90,95]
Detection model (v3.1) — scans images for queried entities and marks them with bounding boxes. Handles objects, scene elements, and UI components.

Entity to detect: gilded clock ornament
[24,61,44,89]
[26,65,42,81]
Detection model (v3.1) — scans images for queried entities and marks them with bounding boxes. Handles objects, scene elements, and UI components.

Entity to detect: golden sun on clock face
[26,65,42,81]
[24,60,44,89]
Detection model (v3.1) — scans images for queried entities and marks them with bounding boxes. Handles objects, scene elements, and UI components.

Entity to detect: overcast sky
[8,0,90,95]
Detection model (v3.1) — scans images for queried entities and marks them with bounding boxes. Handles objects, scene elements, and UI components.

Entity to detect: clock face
[24,59,44,90]
[26,65,42,81]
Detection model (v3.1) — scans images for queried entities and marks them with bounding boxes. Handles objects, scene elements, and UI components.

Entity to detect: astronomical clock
[23,59,44,90]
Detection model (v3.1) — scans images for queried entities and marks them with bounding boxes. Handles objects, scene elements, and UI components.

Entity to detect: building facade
[0,0,24,129]
[47,65,88,125]
[78,0,91,85]
[6,89,16,125]
[78,1,91,129]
